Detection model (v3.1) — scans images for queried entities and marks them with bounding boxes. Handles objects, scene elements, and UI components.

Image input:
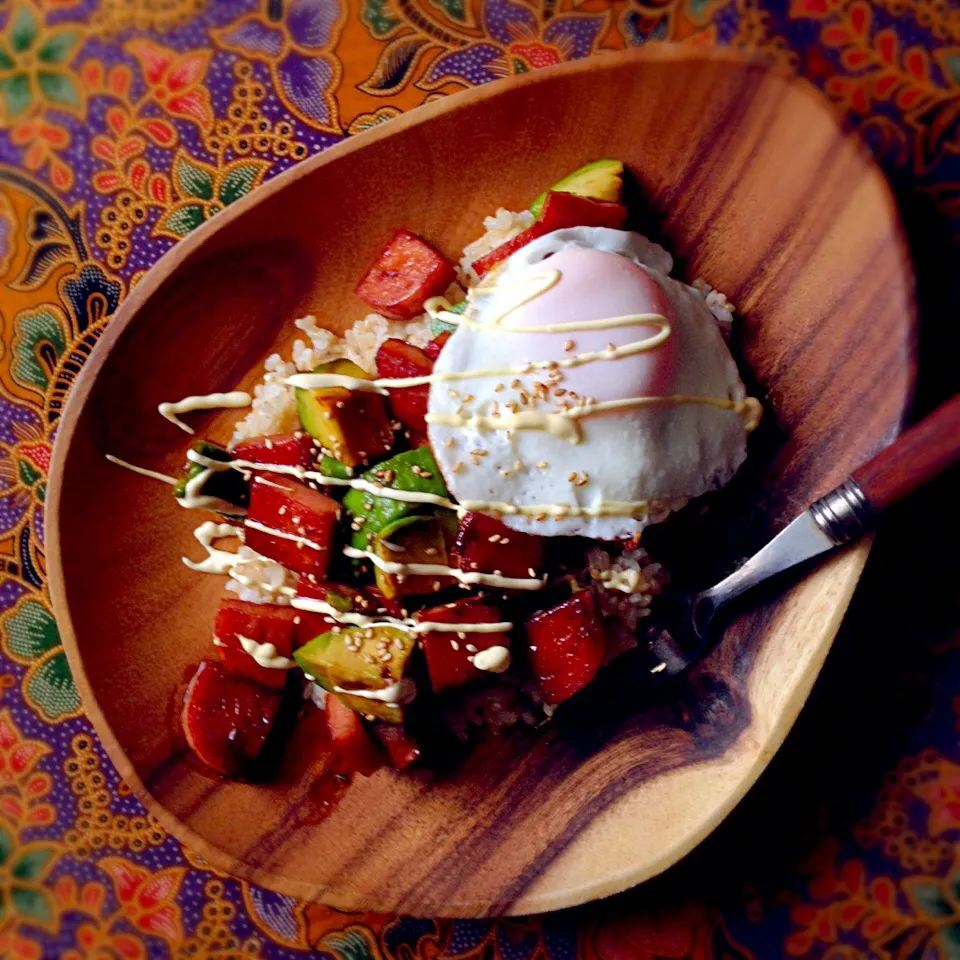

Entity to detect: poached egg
[426,228,757,539]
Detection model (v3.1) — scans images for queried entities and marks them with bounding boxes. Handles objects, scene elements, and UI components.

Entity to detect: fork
[651,393,960,675]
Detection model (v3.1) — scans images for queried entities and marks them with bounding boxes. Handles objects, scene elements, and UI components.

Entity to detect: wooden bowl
[48,46,915,917]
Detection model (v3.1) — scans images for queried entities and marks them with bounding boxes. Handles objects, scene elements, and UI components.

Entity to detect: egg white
[427,228,752,539]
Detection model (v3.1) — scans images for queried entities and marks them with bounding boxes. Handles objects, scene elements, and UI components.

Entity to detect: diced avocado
[373,515,452,599]
[431,299,466,337]
[343,446,450,552]
[324,585,355,613]
[173,440,248,510]
[294,625,415,723]
[295,359,394,469]
[530,159,624,218]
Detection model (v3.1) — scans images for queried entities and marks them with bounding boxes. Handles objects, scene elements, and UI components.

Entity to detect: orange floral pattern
[0,0,957,957]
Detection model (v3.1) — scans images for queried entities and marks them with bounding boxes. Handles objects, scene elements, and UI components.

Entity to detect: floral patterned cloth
[1,0,958,957]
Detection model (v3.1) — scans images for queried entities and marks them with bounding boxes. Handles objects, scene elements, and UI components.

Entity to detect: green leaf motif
[12,308,66,391]
[10,884,52,924]
[36,70,80,109]
[174,156,214,201]
[0,43,15,70]
[157,204,206,238]
[36,30,79,66]
[218,161,266,206]
[940,922,960,958]
[359,35,430,96]
[0,73,32,118]
[362,0,401,38]
[4,599,59,661]
[0,824,14,865]
[911,881,954,919]
[12,845,55,881]
[427,0,466,23]
[944,53,960,86]
[27,651,80,722]
[9,5,39,54]
[35,481,45,503]
[324,930,376,960]
[18,458,40,487]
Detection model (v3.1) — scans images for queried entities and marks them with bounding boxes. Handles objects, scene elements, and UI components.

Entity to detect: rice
[224,546,297,604]
[692,278,735,335]
[458,207,535,286]
[230,311,433,447]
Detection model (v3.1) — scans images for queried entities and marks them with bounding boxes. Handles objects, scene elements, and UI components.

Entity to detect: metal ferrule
[809,478,876,545]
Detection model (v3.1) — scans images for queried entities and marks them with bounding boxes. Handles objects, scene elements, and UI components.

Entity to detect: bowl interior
[49,47,914,917]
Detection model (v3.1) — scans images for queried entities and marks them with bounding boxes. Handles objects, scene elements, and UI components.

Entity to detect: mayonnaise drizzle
[342,546,545,590]
[112,437,669,523]
[470,645,511,673]
[159,391,251,434]
[184,450,667,522]
[237,634,295,670]
[428,395,763,444]
[104,454,177,485]
[182,521,245,573]
[333,677,416,708]
[290,594,513,634]
[244,518,326,553]
[284,317,670,394]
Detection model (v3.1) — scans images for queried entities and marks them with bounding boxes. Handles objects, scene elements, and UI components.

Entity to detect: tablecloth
[2,0,959,956]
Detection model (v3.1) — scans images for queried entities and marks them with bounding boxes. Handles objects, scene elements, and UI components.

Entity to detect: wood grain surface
[47,46,916,917]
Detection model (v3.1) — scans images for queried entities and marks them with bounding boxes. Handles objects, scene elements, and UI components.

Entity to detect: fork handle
[852,394,960,511]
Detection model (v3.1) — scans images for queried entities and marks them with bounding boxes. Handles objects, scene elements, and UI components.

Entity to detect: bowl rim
[47,43,917,916]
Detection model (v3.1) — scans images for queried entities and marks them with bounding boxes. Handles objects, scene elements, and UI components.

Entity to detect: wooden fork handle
[852,394,960,511]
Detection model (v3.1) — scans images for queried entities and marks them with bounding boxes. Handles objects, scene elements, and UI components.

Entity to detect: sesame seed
[451,639,459,651]
[293,615,301,624]
[335,401,345,409]
[463,394,475,403]
[425,546,438,556]
[466,644,477,653]
[511,379,521,389]
[563,340,575,352]
[495,383,505,392]
[514,460,523,471]
[535,513,547,522]
[452,461,464,473]
[448,389,460,399]
[488,534,501,543]
[500,469,512,478]
[471,449,488,457]
[501,537,510,545]
[537,461,548,469]
[493,569,503,576]
[568,471,577,482]
[445,437,455,448]
[528,567,537,577]
[432,580,442,591]
[279,506,287,515]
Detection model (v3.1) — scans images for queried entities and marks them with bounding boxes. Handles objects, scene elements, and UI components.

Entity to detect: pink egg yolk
[494,247,678,405]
